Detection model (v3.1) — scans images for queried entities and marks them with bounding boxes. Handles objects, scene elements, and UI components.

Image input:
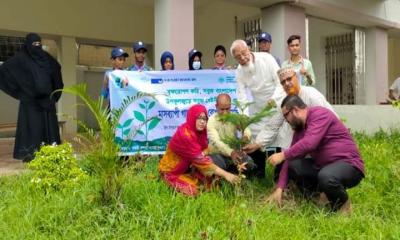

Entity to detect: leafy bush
[27,143,87,193]
[58,84,156,205]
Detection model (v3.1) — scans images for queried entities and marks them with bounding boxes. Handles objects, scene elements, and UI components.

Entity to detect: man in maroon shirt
[267,95,365,214]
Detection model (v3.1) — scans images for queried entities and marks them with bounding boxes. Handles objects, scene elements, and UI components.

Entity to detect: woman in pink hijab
[159,104,240,196]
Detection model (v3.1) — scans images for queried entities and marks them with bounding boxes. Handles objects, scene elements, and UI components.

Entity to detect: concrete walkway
[0,138,26,176]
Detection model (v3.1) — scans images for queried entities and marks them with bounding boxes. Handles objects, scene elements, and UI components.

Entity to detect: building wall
[0,0,154,126]
[0,0,154,44]
[319,0,400,24]
[76,67,105,130]
[334,105,400,134]
[308,17,353,95]
[195,1,260,69]
[388,38,400,86]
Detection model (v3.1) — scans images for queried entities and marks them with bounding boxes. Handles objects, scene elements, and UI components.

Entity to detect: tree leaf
[137,129,144,135]
[122,118,133,128]
[123,129,130,136]
[148,117,161,130]
[139,103,146,109]
[148,101,156,110]
[116,123,122,129]
[134,111,145,122]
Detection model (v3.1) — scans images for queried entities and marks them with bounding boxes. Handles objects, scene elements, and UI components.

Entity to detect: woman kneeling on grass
[159,104,240,196]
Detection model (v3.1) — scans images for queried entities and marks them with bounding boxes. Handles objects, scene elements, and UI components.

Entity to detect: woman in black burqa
[0,33,64,161]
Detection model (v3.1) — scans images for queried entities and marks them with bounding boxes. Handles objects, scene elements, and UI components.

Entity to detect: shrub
[58,84,156,206]
[27,143,87,194]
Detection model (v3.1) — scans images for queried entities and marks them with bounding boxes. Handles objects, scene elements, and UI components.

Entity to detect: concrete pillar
[261,3,306,62]
[154,0,194,70]
[365,27,388,104]
[57,36,78,139]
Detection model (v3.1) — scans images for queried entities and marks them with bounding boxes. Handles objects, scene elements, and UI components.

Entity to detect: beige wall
[195,1,260,69]
[388,38,400,86]
[318,0,400,24]
[0,0,154,44]
[0,0,154,127]
[334,105,400,134]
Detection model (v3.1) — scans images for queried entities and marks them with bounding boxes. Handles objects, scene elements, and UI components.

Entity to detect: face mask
[192,61,201,70]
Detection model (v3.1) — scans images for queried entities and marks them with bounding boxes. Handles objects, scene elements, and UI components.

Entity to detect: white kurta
[390,77,400,99]
[236,53,337,150]
[236,52,287,149]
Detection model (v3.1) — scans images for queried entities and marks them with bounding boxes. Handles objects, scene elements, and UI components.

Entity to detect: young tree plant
[56,83,158,206]
[218,100,276,175]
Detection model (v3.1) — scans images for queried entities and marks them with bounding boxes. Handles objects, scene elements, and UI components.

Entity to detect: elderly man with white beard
[230,39,287,179]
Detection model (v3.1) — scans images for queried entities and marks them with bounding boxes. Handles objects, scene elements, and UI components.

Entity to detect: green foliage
[392,100,400,110]
[219,100,276,151]
[56,83,156,205]
[27,143,87,193]
[1,131,400,239]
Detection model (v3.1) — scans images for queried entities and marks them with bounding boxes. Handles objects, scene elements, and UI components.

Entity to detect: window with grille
[325,30,365,105]
[0,36,25,62]
[0,35,58,63]
[242,18,261,51]
[325,33,356,104]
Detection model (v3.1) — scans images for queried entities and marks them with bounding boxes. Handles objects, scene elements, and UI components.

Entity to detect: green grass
[0,130,400,239]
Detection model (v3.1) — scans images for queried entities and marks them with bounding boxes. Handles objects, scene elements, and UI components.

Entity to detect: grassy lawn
[0,130,399,240]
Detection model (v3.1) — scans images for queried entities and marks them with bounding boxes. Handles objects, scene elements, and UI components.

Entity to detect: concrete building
[1,0,400,138]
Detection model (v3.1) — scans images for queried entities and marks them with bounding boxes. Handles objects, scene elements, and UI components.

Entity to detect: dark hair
[214,45,226,56]
[245,39,253,46]
[287,35,301,45]
[281,95,307,110]
[188,51,202,70]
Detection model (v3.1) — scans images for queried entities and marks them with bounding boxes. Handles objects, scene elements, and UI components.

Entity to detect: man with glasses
[229,39,286,179]
[278,67,335,116]
[266,95,365,215]
[267,66,337,184]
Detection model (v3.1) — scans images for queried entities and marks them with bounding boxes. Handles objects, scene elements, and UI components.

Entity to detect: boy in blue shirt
[101,47,129,100]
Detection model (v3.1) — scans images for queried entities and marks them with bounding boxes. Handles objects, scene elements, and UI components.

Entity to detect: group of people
[0,32,365,215]
[158,38,365,215]
[101,32,316,100]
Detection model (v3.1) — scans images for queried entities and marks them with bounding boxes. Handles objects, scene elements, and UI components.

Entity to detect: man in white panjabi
[230,39,287,178]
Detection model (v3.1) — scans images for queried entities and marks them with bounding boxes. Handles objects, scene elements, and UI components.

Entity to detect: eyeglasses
[280,73,295,85]
[233,50,249,61]
[196,116,208,122]
[282,108,293,120]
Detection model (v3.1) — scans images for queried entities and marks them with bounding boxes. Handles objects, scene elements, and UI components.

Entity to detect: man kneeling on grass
[267,95,365,214]
[208,94,256,176]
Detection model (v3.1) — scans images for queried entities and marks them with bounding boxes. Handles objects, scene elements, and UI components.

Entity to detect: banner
[109,70,237,155]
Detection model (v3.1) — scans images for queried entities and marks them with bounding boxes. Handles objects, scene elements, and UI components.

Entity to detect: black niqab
[0,32,64,160]
[25,33,50,68]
